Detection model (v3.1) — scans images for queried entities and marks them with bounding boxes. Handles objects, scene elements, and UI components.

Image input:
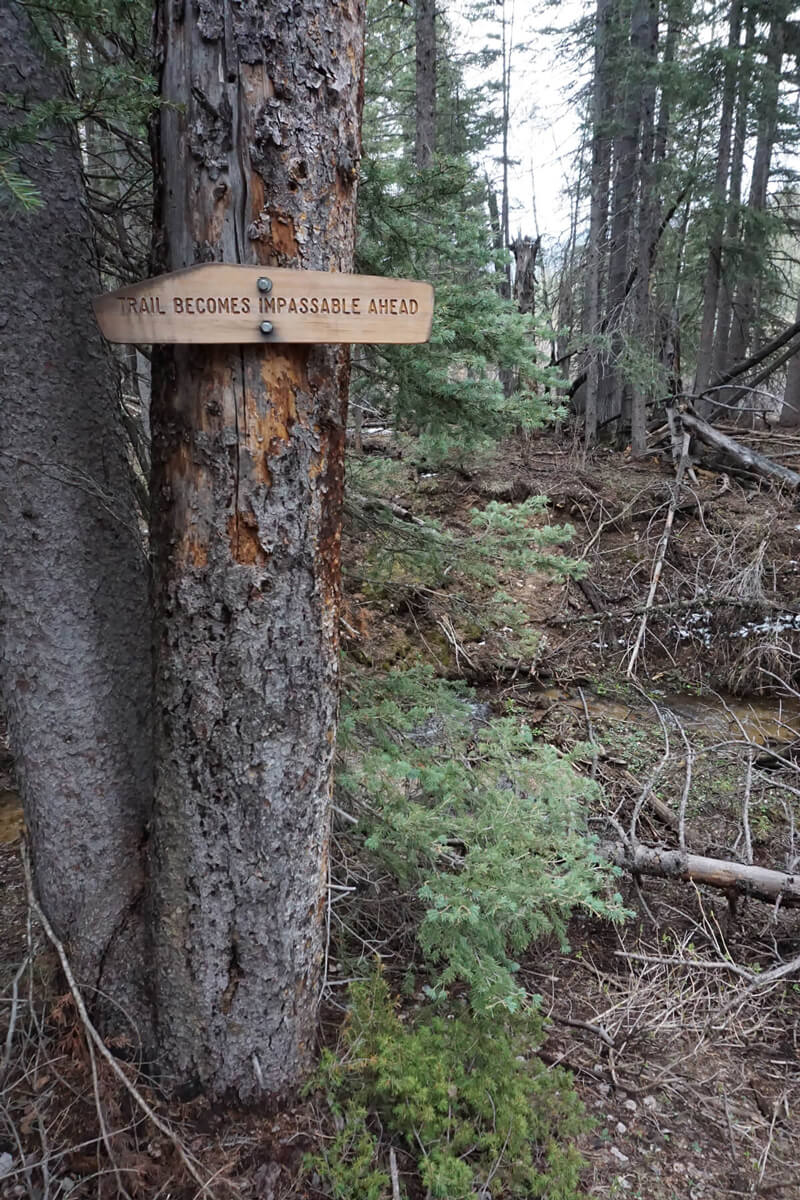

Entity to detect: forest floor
[337,424,800,1200]
[2,425,800,1198]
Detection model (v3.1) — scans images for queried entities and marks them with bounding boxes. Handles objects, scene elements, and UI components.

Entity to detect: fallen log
[679,410,800,490]
[604,841,800,907]
[707,318,800,391]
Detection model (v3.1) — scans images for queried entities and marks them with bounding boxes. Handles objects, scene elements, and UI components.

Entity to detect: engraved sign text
[93,264,433,345]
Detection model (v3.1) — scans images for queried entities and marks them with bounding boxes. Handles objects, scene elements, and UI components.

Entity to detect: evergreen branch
[0,157,41,210]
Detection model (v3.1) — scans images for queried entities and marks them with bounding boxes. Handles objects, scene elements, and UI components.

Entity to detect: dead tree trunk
[511,235,540,316]
[680,409,800,489]
[150,0,365,1101]
[629,0,658,456]
[606,843,800,907]
[0,1,152,1035]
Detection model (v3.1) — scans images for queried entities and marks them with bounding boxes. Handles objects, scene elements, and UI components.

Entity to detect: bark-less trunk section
[605,843,800,907]
[150,0,364,1101]
[0,2,152,1033]
[679,410,800,489]
[415,0,436,170]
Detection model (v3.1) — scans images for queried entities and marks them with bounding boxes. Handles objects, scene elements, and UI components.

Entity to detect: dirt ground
[341,426,800,1199]
[2,427,800,1198]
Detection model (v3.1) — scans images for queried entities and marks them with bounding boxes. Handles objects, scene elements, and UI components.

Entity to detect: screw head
[260,320,274,335]
[257,277,273,293]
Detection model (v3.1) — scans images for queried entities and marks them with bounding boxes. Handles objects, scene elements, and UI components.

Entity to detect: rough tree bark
[149,0,365,1101]
[415,0,436,170]
[597,0,649,433]
[510,235,540,316]
[0,2,152,1033]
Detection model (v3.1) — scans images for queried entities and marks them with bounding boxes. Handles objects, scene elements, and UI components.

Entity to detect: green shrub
[308,971,589,1199]
[345,488,584,664]
[338,666,625,1013]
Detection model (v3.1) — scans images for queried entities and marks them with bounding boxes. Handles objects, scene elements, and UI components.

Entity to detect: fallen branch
[711,948,800,1025]
[679,410,800,490]
[604,841,800,907]
[626,432,691,676]
[707,319,800,391]
[552,593,800,625]
[20,846,217,1198]
[351,493,427,527]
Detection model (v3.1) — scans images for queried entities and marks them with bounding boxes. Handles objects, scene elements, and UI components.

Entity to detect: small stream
[2,689,799,846]
[532,686,800,746]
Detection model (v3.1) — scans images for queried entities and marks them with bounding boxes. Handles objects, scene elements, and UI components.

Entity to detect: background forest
[3,0,800,1198]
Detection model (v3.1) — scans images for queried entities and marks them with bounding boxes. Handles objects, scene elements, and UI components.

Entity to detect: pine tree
[355,0,557,458]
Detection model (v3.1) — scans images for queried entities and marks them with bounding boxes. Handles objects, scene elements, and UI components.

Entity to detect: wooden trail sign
[93,264,433,346]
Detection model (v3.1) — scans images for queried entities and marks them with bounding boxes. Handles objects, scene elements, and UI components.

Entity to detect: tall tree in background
[583,0,615,444]
[712,6,755,381]
[725,4,787,371]
[578,0,800,439]
[0,1,152,1035]
[356,0,550,451]
[693,0,743,399]
[584,0,659,447]
[149,0,366,1101]
[416,0,436,168]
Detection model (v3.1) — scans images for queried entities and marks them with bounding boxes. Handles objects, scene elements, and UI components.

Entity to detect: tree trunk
[583,0,614,443]
[680,409,800,489]
[415,0,436,169]
[779,294,800,427]
[0,2,152,1034]
[500,0,512,298]
[511,235,540,316]
[713,8,754,383]
[630,0,658,456]
[598,0,649,434]
[150,0,365,1101]
[725,12,785,374]
[692,0,742,400]
[652,0,678,170]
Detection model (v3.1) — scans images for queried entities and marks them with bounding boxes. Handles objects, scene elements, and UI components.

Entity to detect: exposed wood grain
[149,0,366,1103]
[94,264,433,345]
